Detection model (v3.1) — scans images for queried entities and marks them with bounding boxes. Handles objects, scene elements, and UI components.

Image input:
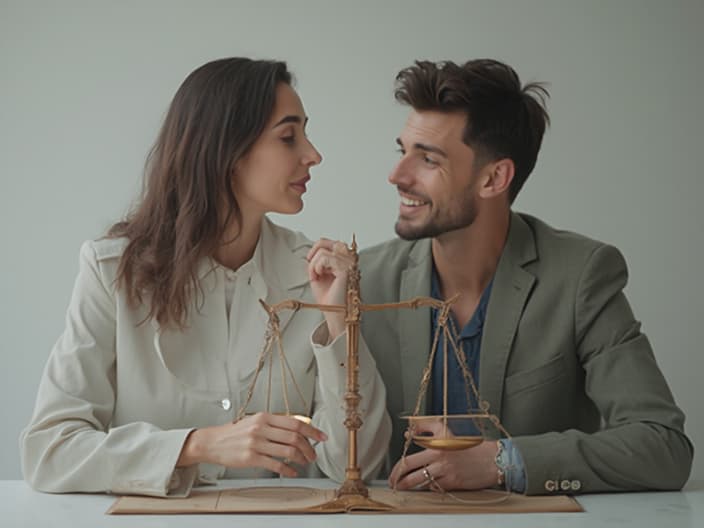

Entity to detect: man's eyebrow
[273,115,308,127]
[395,137,447,158]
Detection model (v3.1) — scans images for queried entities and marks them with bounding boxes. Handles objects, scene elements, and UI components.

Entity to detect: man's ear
[478,158,515,199]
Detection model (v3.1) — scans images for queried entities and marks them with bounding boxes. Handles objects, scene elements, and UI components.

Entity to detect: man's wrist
[495,438,527,493]
[494,439,506,487]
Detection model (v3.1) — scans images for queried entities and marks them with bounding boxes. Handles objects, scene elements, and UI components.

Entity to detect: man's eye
[396,148,405,155]
[424,156,438,166]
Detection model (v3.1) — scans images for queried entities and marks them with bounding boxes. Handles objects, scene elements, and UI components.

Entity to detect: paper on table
[107,486,583,515]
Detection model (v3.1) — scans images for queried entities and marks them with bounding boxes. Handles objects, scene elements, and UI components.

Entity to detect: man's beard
[395,194,478,240]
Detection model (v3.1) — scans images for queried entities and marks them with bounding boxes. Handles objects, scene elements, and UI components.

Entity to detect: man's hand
[307,238,354,340]
[389,420,499,491]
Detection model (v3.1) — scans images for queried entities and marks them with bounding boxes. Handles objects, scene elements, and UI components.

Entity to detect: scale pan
[411,435,482,451]
[402,414,487,451]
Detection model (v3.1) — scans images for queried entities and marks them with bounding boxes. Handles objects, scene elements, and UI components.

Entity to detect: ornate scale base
[311,478,393,512]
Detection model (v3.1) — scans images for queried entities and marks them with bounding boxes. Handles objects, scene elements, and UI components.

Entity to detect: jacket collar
[398,238,433,415]
[258,216,311,292]
[478,211,537,421]
[498,211,537,269]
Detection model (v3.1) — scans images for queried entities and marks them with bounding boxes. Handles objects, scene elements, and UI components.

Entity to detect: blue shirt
[430,269,492,435]
[429,265,526,492]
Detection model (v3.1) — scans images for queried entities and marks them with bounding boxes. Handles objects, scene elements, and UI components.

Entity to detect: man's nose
[388,157,408,186]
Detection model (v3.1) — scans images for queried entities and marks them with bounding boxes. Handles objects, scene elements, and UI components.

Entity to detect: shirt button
[220,398,232,411]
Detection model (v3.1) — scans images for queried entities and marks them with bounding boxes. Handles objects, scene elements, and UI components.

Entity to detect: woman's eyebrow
[273,115,308,128]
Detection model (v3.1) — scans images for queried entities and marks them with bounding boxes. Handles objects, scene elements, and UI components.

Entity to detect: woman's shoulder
[79,237,128,264]
[262,217,313,255]
[69,237,129,297]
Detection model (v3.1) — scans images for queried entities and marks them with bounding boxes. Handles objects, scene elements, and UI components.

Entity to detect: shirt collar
[431,262,494,339]
[196,216,310,295]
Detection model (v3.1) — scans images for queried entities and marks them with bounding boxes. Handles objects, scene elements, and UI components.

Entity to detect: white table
[2,479,701,528]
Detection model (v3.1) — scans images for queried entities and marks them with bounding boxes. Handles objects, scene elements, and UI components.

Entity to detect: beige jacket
[20,218,391,497]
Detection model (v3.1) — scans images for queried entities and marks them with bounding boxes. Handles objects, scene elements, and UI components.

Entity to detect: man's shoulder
[519,213,608,258]
[516,213,627,280]
[360,237,429,272]
[360,237,414,260]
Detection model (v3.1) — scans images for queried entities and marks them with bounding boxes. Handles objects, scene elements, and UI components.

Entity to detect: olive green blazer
[359,212,692,495]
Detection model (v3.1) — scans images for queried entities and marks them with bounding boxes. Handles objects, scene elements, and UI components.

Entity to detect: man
[358,59,693,495]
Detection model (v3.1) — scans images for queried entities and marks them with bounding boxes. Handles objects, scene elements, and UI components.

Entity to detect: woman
[20,58,391,497]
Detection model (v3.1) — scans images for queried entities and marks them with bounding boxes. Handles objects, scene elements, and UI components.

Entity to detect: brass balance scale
[235,237,511,511]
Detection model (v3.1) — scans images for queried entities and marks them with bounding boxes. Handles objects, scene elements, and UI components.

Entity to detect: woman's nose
[303,139,322,167]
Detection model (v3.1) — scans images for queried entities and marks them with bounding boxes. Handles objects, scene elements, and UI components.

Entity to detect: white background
[1,0,702,482]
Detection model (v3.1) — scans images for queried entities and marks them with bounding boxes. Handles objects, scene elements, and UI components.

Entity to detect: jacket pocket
[503,354,566,398]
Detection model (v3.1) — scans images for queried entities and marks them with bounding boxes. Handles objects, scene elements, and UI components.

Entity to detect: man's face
[389,109,483,240]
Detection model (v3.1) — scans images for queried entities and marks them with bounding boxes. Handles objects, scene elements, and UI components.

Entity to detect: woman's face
[233,83,322,217]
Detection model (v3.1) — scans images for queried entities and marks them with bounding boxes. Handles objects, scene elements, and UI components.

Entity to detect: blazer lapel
[479,212,537,421]
[151,264,231,402]
[234,217,310,382]
[398,239,433,415]
[258,217,309,334]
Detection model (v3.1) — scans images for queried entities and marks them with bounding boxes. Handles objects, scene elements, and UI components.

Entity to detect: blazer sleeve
[513,244,693,494]
[19,241,199,497]
[310,323,392,482]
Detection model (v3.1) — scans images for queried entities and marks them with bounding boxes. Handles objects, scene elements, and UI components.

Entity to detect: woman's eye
[423,156,439,166]
[281,135,295,144]
[395,148,405,156]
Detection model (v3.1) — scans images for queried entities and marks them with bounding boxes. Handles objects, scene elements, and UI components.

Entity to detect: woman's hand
[177,412,327,476]
[306,238,355,340]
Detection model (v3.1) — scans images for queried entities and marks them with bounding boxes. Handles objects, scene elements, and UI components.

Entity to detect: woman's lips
[290,175,310,193]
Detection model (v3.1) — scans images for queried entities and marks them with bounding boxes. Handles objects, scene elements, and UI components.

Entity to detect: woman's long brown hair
[108,58,291,329]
